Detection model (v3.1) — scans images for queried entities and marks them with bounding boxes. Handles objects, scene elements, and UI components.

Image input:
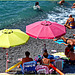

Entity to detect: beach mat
[52,52,66,58]
[54,39,75,50]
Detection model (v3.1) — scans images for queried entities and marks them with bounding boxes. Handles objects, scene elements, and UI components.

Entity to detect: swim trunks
[65,39,68,44]
[70,26,75,29]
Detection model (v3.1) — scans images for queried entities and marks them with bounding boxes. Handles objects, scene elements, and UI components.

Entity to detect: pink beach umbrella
[26,20,66,39]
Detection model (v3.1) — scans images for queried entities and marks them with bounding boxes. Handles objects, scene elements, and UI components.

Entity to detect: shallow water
[0,1,75,31]
[0,1,75,73]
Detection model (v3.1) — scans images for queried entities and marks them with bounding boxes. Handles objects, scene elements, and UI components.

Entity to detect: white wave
[45,6,75,25]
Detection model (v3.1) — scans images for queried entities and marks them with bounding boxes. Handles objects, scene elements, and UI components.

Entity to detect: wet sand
[0,28,75,74]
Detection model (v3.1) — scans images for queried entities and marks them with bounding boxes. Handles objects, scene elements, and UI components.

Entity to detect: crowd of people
[17,0,75,74]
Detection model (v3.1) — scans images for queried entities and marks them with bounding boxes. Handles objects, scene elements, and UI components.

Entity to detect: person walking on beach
[53,36,75,46]
[64,15,75,29]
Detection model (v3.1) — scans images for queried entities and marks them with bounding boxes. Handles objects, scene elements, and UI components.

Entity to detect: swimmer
[58,0,65,5]
[33,2,43,12]
[72,3,75,8]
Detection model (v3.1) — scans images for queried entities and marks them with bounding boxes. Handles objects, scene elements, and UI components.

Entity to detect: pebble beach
[0,1,75,74]
[0,28,75,74]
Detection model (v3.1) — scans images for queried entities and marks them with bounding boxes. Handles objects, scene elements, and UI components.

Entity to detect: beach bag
[34,55,43,62]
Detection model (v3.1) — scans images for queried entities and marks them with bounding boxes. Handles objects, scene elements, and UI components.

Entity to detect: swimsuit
[65,39,68,44]
[69,59,75,64]
[68,19,75,28]
[70,26,75,29]
[68,19,74,25]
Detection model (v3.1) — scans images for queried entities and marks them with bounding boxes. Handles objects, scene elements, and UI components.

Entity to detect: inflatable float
[49,63,64,75]
[5,61,22,72]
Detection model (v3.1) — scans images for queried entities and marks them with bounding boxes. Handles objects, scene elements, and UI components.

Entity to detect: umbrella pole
[6,48,8,71]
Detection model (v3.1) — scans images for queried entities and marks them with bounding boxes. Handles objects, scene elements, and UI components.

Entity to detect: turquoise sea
[0,1,75,32]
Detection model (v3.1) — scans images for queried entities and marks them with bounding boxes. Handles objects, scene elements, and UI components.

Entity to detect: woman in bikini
[40,52,55,69]
[64,15,75,29]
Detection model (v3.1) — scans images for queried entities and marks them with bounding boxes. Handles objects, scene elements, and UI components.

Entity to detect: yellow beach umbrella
[0,29,29,70]
[0,29,29,48]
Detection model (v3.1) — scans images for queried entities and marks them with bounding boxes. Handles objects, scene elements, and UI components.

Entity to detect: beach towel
[54,39,75,50]
[35,65,54,74]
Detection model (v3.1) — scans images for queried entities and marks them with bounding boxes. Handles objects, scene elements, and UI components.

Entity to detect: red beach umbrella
[26,20,66,39]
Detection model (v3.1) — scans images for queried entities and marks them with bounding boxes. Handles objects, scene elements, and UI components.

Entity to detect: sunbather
[65,44,73,57]
[40,52,55,69]
[64,15,75,29]
[53,36,75,46]
[17,51,33,68]
[67,48,75,64]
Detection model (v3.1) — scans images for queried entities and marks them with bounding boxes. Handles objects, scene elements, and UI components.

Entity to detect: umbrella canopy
[0,29,29,70]
[26,20,66,39]
[0,29,29,48]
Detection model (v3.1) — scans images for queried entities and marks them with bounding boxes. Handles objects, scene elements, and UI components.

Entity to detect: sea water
[0,1,75,32]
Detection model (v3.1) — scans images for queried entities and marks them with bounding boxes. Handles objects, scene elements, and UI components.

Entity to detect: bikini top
[68,19,74,24]
[42,58,50,65]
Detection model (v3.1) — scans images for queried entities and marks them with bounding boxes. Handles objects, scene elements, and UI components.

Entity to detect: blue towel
[54,39,75,50]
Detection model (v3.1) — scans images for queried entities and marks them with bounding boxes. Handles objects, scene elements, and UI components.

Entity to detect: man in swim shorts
[53,36,75,46]
[64,15,75,29]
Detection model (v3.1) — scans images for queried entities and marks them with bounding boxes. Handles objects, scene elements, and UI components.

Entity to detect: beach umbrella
[0,29,29,70]
[26,20,66,39]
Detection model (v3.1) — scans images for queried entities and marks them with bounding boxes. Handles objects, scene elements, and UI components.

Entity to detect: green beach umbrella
[0,29,29,70]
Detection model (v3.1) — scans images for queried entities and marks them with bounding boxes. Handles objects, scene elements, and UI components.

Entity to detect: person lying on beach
[33,2,43,12]
[17,51,33,68]
[64,15,75,29]
[53,36,75,46]
[67,48,75,64]
[71,3,75,8]
[58,0,65,5]
[40,52,55,69]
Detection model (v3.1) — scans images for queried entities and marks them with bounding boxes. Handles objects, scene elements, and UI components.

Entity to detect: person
[33,2,43,12]
[64,15,75,29]
[41,52,55,69]
[65,44,73,57]
[18,51,33,68]
[67,48,75,64]
[53,36,75,46]
[41,44,47,54]
[71,3,75,8]
[33,2,40,10]
[58,0,65,5]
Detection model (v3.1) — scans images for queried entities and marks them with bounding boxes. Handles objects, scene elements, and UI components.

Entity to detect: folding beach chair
[20,61,37,74]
